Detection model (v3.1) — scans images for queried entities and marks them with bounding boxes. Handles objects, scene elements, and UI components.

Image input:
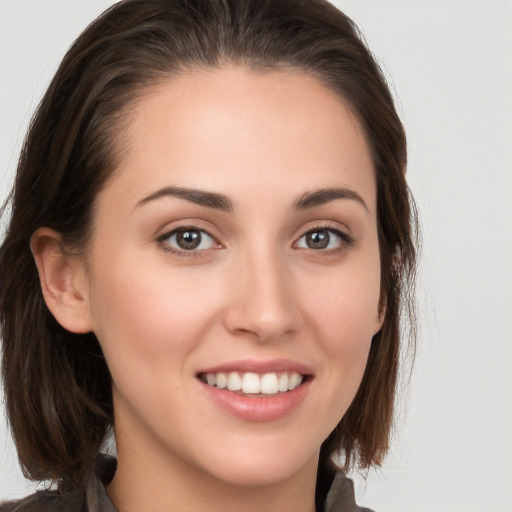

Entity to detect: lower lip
[199,379,311,422]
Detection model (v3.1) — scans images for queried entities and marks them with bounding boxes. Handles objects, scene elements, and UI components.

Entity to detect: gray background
[1,1,511,510]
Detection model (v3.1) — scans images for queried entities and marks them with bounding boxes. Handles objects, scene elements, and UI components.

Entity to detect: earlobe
[30,227,93,334]
[374,301,386,336]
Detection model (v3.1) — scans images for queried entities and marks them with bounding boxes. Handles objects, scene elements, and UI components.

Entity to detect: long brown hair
[0,0,417,495]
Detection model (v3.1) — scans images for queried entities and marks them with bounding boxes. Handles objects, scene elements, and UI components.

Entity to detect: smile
[199,371,304,396]
[197,361,313,422]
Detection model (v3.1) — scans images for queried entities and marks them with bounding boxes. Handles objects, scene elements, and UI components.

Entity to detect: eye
[295,228,350,251]
[160,227,216,252]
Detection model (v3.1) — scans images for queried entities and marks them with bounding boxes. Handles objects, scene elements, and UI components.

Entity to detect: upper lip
[197,358,314,376]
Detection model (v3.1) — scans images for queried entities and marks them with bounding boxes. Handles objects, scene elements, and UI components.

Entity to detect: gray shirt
[1,459,374,512]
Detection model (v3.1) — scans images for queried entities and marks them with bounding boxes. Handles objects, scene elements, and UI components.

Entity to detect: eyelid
[154,220,354,257]
[293,222,354,250]
[156,223,223,256]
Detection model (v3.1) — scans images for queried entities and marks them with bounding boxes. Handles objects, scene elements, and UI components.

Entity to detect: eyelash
[157,225,219,258]
[294,223,354,254]
[156,223,354,257]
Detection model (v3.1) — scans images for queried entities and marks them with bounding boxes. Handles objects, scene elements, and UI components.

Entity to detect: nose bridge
[225,238,299,340]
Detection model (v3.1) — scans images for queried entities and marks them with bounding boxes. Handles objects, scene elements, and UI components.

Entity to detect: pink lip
[197,358,314,376]
[196,359,313,423]
[199,378,311,422]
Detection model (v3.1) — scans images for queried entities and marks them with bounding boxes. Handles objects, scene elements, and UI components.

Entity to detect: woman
[0,0,417,511]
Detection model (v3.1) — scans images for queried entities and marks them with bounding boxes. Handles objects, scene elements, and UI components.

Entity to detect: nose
[223,248,301,342]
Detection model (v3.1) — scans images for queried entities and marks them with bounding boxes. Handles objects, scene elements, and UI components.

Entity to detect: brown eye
[162,228,215,252]
[305,230,330,249]
[176,229,202,250]
[296,228,350,251]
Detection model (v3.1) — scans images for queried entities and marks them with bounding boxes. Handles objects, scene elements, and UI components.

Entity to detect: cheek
[87,250,221,373]
[302,257,380,384]
[307,259,381,338]
[315,294,375,381]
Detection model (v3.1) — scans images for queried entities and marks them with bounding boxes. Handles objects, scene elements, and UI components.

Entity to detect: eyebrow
[293,187,368,211]
[136,186,367,212]
[136,186,234,212]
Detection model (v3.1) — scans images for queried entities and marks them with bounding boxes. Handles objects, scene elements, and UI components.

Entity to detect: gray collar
[95,470,373,512]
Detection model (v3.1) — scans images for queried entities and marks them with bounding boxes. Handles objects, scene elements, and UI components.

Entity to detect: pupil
[306,230,329,249]
[177,230,201,250]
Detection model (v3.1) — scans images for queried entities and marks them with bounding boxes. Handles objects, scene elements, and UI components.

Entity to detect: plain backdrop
[1,1,511,511]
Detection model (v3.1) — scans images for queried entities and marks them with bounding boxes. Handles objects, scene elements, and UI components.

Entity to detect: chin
[194,435,319,488]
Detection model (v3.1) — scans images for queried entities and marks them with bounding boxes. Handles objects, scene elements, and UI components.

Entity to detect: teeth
[278,373,289,392]
[216,372,227,389]
[204,371,304,394]
[242,372,261,394]
[288,373,302,390]
[227,372,242,391]
[260,373,279,394]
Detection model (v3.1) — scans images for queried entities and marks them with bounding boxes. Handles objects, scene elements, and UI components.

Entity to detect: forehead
[102,65,376,212]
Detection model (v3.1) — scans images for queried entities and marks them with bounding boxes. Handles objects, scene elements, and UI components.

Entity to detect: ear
[373,299,386,336]
[30,227,94,334]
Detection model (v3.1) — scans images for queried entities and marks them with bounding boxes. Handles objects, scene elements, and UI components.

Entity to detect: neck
[107,448,318,512]
[106,418,319,512]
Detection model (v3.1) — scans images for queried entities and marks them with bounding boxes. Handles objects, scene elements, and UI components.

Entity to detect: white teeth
[227,372,242,391]
[278,373,289,392]
[216,372,227,389]
[260,373,279,394]
[204,371,304,394]
[288,373,302,390]
[242,372,261,394]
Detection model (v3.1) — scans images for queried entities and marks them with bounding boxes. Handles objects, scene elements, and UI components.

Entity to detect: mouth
[196,359,313,421]
[198,370,308,397]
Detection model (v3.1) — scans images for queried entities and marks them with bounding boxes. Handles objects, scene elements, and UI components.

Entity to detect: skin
[33,66,382,512]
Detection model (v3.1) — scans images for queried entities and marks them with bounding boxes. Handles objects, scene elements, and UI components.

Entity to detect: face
[82,67,382,487]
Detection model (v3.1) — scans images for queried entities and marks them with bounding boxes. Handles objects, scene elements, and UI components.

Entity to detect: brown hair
[0,0,417,496]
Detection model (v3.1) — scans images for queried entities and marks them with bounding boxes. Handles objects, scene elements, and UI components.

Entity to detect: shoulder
[0,455,117,512]
[324,472,376,512]
[0,490,85,512]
